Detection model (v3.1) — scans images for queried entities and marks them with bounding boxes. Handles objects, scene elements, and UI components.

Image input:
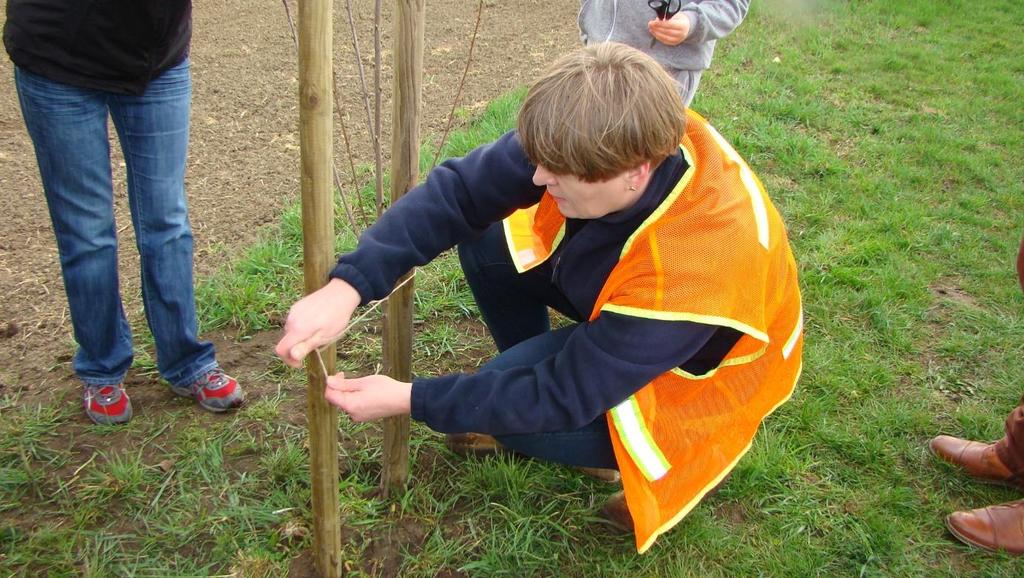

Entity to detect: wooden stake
[381,0,425,496]
[297,0,342,575]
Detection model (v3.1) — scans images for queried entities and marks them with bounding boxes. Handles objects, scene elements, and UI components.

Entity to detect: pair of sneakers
[83,368,244,425]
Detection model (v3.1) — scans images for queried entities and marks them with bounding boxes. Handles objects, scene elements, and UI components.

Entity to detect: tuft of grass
[196,196,360,334]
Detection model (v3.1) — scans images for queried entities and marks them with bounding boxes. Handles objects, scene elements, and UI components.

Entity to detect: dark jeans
[457,224,617,470]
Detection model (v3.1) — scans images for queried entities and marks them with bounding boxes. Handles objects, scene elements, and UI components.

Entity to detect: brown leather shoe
[445,433,504,457]
[946,499,1024,555]
[929,435,1021,489]
[597,475,732,534]
[576,467,621,483]
[598,491,634,533]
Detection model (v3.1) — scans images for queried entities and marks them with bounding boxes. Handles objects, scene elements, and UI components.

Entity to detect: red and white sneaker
[83,383,133,425]
[171,368,244,413]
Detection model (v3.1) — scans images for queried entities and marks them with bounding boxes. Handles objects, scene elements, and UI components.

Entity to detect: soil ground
[0,0,575,401]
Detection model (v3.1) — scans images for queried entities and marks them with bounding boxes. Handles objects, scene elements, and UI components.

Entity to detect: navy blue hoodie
[331,131,740,435]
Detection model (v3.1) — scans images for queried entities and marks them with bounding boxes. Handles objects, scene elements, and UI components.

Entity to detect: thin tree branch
[281,0,361,236]
[431,0,485,169]
[373,0,384,216]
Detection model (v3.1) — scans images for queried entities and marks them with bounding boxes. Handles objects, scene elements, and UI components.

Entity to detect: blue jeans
[458,224,617,470]
[14,60,216,388]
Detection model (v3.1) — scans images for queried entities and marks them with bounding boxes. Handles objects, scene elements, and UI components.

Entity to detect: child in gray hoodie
[578,0,749,105]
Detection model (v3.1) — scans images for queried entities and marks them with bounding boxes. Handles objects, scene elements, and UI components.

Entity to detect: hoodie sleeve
[330,131,543,303]
[681,0,750,44]
[409,313,735,435]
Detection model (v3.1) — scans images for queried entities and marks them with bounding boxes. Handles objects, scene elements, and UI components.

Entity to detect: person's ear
[626,162,652,190]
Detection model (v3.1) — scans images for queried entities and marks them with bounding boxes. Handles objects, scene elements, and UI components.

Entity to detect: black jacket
[4,0,192,95]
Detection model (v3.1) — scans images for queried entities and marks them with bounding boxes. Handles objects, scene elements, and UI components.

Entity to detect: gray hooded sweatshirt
[578,0,749,73]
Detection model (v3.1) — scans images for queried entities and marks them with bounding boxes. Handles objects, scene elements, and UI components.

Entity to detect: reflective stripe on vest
[702,123,770,250]
[783,307,804,360]
[610,396,671,481]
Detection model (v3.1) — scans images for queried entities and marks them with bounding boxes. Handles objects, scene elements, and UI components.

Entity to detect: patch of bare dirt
[287,550,319,578]
[922,278,984,405]
[928,279,979,310]
[0,0,574,399]
[712,501,748,525]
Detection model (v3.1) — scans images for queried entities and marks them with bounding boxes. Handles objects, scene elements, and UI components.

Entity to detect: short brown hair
[517,43,687,183]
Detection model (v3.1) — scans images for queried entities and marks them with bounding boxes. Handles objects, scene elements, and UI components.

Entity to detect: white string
[312,271,417,378]
[314,348,331,380]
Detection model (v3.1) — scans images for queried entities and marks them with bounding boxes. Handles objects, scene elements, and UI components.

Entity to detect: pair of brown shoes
[445,432,628,526]
[929,435,1024,555]
[445,432,504,458]
[443,433,619,482]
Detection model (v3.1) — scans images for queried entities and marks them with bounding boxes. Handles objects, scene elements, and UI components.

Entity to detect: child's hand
[649,12,691,46]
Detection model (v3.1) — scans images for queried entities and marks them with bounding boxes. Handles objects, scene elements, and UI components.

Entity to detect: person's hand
[324,372,413,421]
[649,12,691,46]
[275,278,362,368]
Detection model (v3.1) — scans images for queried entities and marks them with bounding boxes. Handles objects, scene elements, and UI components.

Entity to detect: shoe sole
[928,443,1024,491]
[197,400,242,413]
[965,477,1023,491]
[944,515,1002,553]
[445,443,503,458]
[576,467,622,483]
[170,385,243,413]
[85,411,133,425]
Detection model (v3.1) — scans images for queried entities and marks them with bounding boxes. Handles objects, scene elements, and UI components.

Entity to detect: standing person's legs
[930,232,1024,555]
[107,59,217,389]
[995,401,1024,479]
[996,234,1024,474]
[14,68,134,386]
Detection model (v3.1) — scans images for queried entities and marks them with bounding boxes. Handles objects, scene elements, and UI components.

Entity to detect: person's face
[532,164,648,219]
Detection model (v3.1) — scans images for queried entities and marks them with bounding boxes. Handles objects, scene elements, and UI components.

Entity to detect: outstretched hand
[274,278,362,368]
[649,12,691,46]
[324,372,413,422]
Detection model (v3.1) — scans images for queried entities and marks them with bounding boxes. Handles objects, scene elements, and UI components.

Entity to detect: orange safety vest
[502,110,803,553]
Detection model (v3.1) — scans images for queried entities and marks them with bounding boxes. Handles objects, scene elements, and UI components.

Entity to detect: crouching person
[275,43,803,552]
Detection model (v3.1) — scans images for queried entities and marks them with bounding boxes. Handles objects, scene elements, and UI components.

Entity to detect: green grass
[4,0,1024,575]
